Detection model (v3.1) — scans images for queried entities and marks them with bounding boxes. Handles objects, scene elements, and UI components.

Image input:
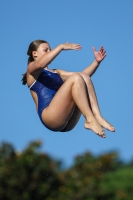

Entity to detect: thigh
[62,72,91,131]
[42,75,77,130]
[61,106,81,132]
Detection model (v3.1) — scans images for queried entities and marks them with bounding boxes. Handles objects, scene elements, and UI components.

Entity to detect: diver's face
[33,43,51,60]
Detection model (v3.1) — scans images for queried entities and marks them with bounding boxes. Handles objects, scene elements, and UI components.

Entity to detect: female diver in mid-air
[22,40,115,138]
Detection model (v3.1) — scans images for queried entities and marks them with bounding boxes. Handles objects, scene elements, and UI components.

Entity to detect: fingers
[74,44,82,50]
[100,46,106,53]
[64,41,82,50]
[92,46,96,52]
[99,46,106,57]
[70,44,82,50]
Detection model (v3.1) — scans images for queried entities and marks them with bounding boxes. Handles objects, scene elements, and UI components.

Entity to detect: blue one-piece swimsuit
[29,69,64,131]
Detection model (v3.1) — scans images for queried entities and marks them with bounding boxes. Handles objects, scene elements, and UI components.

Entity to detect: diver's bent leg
[79,72,115,132]
[42,73,105,137]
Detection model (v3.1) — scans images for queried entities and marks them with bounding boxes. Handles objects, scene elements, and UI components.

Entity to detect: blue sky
[1,0,133,167]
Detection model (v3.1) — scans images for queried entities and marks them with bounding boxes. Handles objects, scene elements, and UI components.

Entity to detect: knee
[72,73,84,83]
[79,72,91,82]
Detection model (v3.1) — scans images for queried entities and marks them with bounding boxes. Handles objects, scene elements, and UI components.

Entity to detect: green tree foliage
[0,141,62,200]
[57,151,122,200]
[99,168,133,200]
[0,141,133,200]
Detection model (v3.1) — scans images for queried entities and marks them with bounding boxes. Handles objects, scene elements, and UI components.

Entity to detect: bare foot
[95,116,115,132]
[84,119,106,138]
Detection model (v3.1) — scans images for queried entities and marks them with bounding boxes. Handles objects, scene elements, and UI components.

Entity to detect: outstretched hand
[62,42,82,50]
[92,46,106,63]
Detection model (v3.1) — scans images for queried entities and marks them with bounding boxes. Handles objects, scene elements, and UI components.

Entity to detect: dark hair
[21,39,48,85]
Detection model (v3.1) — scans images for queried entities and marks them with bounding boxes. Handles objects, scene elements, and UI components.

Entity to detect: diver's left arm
[57,46,106,81]
[83,46,106,76]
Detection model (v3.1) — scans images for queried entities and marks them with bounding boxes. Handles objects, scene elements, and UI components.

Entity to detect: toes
[97,131,106,138]
[109,125,115,132]
[111,126,115,131]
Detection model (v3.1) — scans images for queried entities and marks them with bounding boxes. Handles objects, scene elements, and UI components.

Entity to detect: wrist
[95,59,101,65]
[59,44,64,50]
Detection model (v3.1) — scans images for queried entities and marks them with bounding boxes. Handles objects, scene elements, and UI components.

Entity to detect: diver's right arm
[28,44,63,73]
[28,42,81,74]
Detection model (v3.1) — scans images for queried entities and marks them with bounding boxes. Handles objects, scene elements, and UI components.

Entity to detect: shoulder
[27,62,43,84]
[27,61,43,76]
[27,61,35,72]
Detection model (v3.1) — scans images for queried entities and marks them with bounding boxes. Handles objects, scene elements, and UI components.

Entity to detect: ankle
[86,116,95,123]
[93,113,102,119]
